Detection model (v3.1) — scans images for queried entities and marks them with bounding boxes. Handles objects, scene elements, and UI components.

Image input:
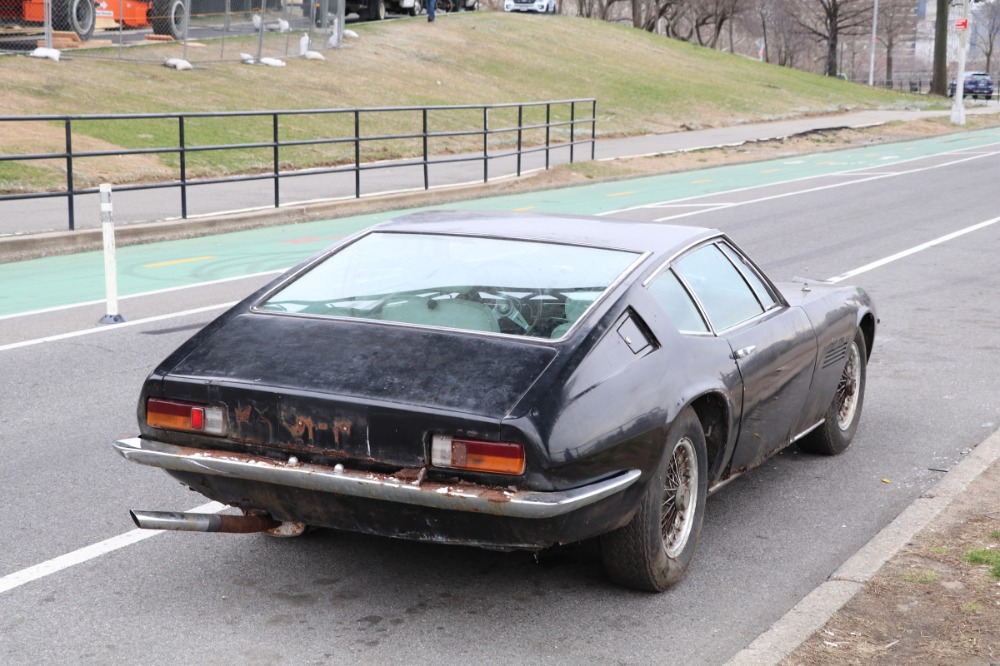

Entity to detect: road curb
[725,427,1000,665]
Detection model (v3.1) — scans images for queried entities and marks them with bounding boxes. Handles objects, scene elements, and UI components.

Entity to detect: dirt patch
[781,461,1000,666]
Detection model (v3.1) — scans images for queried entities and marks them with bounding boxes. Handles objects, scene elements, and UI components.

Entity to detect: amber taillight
[431,434,525,475]
[147,398,226,436]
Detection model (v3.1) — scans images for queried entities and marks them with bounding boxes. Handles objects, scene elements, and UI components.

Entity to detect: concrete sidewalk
[591,107,992,159]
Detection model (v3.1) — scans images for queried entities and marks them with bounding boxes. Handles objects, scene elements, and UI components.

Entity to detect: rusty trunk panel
[166,313,557,417]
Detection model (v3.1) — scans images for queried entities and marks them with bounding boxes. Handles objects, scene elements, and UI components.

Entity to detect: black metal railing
[0,99,597,231]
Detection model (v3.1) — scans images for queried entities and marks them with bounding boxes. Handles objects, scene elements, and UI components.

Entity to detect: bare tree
[771,5,813,67]
[877,0,918,82]
[649,0,749,45]
[578,0,629,20]
[657,0,700,39]
[796,0,874,76]
[751,0,773,61]
[744,0,810,66]
[639,0,683,32]
[729,0,814,69]
[931,0,949,94]
[974,0,1000,78]
[702,0,750,49]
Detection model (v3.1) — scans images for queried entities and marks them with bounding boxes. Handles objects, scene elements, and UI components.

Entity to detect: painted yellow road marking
[607,190,638,198]
[691,179,712,184]
[144,256,217,268]
[512,206,535,212]
[760,168,780,174]
[817,161,835,165]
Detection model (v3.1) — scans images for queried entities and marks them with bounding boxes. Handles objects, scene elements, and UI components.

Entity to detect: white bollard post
[98,183,126,324]
[43,0,52,50]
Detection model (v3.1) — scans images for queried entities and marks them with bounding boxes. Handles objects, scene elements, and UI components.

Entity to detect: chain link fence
[1,0,351,63]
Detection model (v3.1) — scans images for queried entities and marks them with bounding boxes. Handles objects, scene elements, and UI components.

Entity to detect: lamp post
[868,0,880,86]
[951,0,970,125]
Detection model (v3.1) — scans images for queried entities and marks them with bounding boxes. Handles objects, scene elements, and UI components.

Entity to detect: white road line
[0,302,235,353]
[0,270,281,322]
[827,215,1000,283]
[652,151,998,223]
[649,203,734,208]
[828,171,903,177]
[0,502,226,595]
[599,140,1000,217]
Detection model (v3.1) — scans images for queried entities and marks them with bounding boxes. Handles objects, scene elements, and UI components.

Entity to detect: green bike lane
[3,125,999,318]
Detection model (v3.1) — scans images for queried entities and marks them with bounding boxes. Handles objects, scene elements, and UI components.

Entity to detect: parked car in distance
[114,211,876,592]
[948,72,995,99]
[302,0,426,21]
[439,0,478,10]
[504,0,555,12]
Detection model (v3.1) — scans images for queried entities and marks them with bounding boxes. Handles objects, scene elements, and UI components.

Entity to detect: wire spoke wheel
[798,329,868,456]
[600,407,707,591]
[661,436,697,558]
[835,340,861,431]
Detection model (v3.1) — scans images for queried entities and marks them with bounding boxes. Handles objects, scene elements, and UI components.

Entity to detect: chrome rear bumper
[113,437,641,520]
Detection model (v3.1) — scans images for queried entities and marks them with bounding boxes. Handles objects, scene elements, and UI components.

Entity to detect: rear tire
[151,0,187,39]
[408,0,421,15]
[53,0,96,41]
[799,330,867,456]
[600,407,707,592]
[367,0,385,20]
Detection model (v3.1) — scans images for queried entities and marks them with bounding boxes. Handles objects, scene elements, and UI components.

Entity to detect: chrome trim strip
[708,420,825,496]
[790,419,825,444]
[113,437,642,520]
[640,231,725,288]
[707,471,743,496]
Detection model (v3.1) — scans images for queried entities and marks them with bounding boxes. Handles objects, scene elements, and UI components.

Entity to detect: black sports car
[114,211,876,592]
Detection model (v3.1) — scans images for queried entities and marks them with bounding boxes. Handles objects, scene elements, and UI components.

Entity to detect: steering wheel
[463,288,537,334]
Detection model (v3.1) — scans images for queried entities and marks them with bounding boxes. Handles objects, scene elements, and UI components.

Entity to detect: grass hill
[2,13,932,123]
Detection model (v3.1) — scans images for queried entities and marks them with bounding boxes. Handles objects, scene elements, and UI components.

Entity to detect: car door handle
[733,345,756,360]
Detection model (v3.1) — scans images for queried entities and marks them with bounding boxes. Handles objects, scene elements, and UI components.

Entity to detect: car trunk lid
[157,313,558,467]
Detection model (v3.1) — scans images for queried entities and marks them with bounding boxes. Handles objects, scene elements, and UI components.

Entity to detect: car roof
[369,210,719,257]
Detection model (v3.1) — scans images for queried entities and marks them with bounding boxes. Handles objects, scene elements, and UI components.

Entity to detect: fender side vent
[821,340,849,369]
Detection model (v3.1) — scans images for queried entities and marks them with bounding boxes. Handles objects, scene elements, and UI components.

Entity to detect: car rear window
[256,232,642,339]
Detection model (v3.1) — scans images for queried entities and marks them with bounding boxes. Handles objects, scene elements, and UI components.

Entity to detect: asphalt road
[2,129,999,664]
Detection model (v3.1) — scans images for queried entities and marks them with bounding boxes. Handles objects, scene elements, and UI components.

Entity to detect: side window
[675,244,763,332]
[718,243,778,310]
[647,269,709,333]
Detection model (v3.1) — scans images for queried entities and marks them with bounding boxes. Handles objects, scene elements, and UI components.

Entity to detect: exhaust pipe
[130,510,281,533]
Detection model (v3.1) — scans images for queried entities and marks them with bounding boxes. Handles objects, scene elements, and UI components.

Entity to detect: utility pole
[868,0,880,86]
[951,0,971,125]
